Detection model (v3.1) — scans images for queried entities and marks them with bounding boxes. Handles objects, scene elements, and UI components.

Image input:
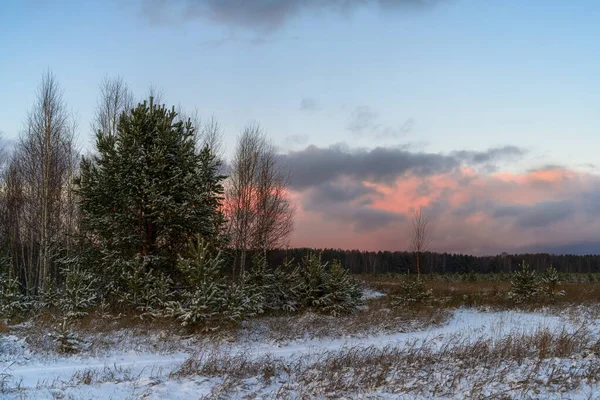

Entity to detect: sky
[1,0,600,255]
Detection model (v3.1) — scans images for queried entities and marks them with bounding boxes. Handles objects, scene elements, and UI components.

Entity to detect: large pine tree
[77,98,227,278]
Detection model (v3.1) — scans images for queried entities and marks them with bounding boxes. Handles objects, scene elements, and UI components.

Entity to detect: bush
[50,317,83,354]
[540,266,566,300]
[166,237,227,327]
[295,253,363,315]
[508,261,540,303]
[116,255,174,317]
[391,272,432,307]
[0,273,31,319]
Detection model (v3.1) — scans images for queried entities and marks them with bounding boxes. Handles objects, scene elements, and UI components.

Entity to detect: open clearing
[3,283,600,400]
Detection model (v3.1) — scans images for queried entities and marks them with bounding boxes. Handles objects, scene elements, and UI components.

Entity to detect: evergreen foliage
[76,98,227,286]
[166,236,228,327]
[295,253,363,315]
[57,259,98,320]
[541,265,566,300]
[323,260,363,316]
[50,318,83,354]
[391,272,433,308]
[0,273,31,319]
[508,261,540,303]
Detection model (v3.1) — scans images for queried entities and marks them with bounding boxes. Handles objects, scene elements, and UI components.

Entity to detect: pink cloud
[289,166,600,255]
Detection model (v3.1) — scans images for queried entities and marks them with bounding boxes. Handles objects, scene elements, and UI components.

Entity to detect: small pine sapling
[391,271,432,308]
[508,261,540,303]
[0,273,31,319]
[323,260,363,316]
[166,236,227,328]
[541,265,566,300]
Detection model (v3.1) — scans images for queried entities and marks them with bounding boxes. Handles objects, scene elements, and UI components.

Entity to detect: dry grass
[360,275,600,311]
[167,324,600,399]
[234,294,451,345]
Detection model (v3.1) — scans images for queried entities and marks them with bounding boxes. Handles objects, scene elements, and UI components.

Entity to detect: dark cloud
[516,200,575,228]
[140,0,441,32]
[302,181,403,232]
[299,98,318,111]
[304,181,380,205]
[281,144,526,190]
[282,144,459,190]
[488,200,575,228]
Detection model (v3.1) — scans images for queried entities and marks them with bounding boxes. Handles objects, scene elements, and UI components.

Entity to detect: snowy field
[2,298,600,399]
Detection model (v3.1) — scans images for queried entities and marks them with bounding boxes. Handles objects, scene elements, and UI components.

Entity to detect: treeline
[0,72,296,297]
[0,72,367,325]
[258,249,600,275]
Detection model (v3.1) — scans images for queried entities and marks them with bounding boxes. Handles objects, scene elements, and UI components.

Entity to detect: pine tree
[166,236,228,327]
[541,265,566,300]
[76,98,227,299]
[0,273,31,319]
[508,261,540,303]
[323,260,363,316]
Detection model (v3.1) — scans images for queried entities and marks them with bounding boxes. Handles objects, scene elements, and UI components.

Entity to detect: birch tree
[226,124,295,276]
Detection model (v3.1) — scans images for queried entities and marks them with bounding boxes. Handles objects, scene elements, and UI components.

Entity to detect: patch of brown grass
[359,275,600,310]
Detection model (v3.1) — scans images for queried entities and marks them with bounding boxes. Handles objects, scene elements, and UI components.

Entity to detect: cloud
[281,143,526,190]
[283,134,309,148]
[300,98,319,111]
[301,180,403,232]
[452,146,526,164]
[346,105,413,139]
[284,143,600,254]
[347,105,379,135]
[140,0,442,32]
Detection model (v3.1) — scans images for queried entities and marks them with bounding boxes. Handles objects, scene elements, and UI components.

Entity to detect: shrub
[540,266,566,300]
[0,273,31,319]
[508,261,539,303]
[165,237,228,327]
[295,253,363,315]
[391,272,432,307]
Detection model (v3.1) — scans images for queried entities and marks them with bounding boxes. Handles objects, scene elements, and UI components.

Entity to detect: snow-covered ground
[2,306,600,399]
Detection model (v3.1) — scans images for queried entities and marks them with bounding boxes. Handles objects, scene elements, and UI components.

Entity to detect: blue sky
[1,0,598,164]
[2,0,600,253]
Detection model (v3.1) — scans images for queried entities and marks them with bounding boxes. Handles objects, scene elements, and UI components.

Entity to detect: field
[2,276,600,399]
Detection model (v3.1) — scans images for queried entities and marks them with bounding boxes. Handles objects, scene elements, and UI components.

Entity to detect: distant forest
[258,248,600,275]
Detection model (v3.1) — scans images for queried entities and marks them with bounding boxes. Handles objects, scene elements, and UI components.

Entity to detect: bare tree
[177,109,225,161]
[409,206,431,276]
[8,71,78,292]
[226,123,295,276]
[92,76,133,137]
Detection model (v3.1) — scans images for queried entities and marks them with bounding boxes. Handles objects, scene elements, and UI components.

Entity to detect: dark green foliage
[244,254,299,313]
[166,237,228,327]
[76,98,227,281]
[508,261,539,303]
[51,318,83,354]
[391,272,433,308]
[116,255,174,316]
[541,265,566,300]
[295,253,363,315]
[323,260,363,316]
[0,273,31,319]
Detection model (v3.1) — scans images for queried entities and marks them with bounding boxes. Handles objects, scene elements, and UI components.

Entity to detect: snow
[2,307,600,399]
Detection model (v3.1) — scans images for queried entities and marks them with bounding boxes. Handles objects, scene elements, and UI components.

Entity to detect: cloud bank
[283,144,600,255]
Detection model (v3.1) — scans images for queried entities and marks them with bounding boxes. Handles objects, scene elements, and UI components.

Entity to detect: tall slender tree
[226,124,295,276]
[7,71,77,292]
